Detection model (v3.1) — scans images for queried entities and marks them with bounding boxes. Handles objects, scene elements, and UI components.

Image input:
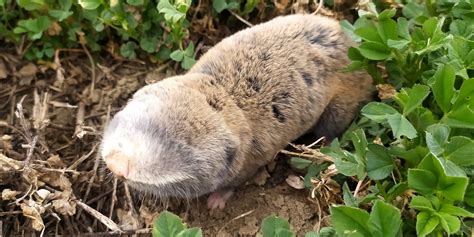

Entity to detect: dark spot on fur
[252,137,265,154]
[206,95,223,111]
[301,72,313,86]
[272,105,286,123]
[259,51,270,61]
[196,64,213,75]
[305,29,339,47]
[272,92,290,104]
[223,145,237,167]
[246,77,261,92]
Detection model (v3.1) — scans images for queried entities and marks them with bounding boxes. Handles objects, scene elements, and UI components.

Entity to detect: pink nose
[104,153,130,178]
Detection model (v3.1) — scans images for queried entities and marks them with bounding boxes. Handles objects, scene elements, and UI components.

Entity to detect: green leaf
[386,114,418,139]
[387,39,409,50]
[181,56,196,69]
[140,37,158,53]
[78,0,102,10]
[213,0,228,13]
[408,169,438,196]
[425,124,450,156]
[340,20,361,42]
[14,16,52,40]
[350,129,368,160]
[409,154,469,200]
[49,10,74,21]
[342,182,358,207]
[439,203,474,217]
[289,157,312,170]
[444,136,474,166]
[330,206,371,237]
[177,228,203,237]
[170,50,184,62]
[410,195,434,212]
[120,42,137,59]
[397,18,411,40]
[261,216,293,237]
[354,27,384,44]
[368,200,402,237]
[152,211,185,237]
[17,0,45,10]
[358,42,391,60]
[366,144,394,180]
[396,84,430,115]
[416,212,439,236]
[402,2,425,19]
[127,0,144,6]
[361,102,399,123]
[378,9,396,19]
[306,227,336,237]
[452,79,474,110]
[422,17,438,38]
[386,182,409,202]
[321,140,363,178]
[377,18,398,44]
[436,213,461,234]
[431,64,456,113]
[465,184,474,207]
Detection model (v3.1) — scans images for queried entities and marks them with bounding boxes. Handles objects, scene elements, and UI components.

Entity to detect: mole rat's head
[100,76,240,199]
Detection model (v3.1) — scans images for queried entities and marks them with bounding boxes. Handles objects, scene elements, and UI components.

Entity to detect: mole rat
[100,14,373,209]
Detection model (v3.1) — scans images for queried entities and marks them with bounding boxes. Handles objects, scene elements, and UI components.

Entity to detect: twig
[217,209,255,234]
[56,228,151,236]
[124,183,135,213]
[68,143,98,170]
[76,153,102,220]
[312,0,324,15]
[76,200,122,233]
[74,101,85,138]
[279,150,333,163]
[79,43,96,97]
[228,10,253,27]
[307,137,325,148]
[353,180,363,197]
[108,177,118,219]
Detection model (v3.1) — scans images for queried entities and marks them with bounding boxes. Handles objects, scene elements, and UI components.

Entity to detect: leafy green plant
[260,215,336,237]
[299,0,474,236]
[152,211,202,237]
[0,0,262,68]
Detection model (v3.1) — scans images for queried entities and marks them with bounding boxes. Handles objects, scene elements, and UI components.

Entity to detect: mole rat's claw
[207,190,234,210]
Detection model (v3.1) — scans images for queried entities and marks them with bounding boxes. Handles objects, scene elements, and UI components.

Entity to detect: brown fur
[100,14,374,200]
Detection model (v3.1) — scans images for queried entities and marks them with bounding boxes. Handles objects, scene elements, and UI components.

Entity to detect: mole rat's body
[101,14,373,209]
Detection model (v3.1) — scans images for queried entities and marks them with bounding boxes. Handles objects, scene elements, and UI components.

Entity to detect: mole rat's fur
[100,14,373,201]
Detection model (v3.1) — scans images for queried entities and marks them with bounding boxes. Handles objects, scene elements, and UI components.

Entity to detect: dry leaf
[376,84,397,100]
[46,155,66,168]
[2,189,21,200]
[32,90,50,130]
[252,168,270,186]
[18,63,38,77]
[52,198,76,216]
[20,201,45,231]
[139,205,157,227]
[0,59,8,79]
[36,189,52,202]
[47,22,62,36]
[285,175,305,189]
[117,209,141,230]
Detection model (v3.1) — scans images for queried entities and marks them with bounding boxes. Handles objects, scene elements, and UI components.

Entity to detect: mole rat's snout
[104,151,130,179]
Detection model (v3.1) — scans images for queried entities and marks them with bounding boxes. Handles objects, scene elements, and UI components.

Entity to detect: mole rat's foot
[207,190,234,210]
